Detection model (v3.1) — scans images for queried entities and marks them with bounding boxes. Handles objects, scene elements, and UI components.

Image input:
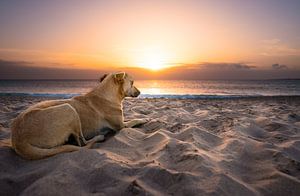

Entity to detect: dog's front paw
[133,118,149,127]
[94,135,105,142]
[139,118,149,124]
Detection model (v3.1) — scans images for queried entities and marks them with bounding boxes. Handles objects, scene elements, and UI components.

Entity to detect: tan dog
[11,72,147,160]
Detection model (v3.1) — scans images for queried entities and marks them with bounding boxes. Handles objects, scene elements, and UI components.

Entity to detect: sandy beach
[0,96,300,196]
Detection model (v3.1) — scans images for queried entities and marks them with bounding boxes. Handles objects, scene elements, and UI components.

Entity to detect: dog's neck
[87,77,124,106]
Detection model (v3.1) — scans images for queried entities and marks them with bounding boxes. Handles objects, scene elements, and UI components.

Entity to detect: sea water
[0,79,299,99]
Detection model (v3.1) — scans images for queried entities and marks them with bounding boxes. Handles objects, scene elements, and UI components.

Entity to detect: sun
[135,48,171,71]
[139,55,165,71]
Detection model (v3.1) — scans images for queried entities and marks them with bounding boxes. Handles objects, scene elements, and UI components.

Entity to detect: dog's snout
[133,87,140,97]
[136,89,140,96]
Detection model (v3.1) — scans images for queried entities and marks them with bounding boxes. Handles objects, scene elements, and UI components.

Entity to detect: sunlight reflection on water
[0,79,299,97]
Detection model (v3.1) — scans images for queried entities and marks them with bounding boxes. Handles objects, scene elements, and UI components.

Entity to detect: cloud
[272,63,288,70]
[0,48,109,69]
[261,39,300,56]
[262,39,281,45]
[0,59,107,79]
[0,59,299,80]
[170,62,256,71]
[199,62,256,70]
[0,59,34,67]
[154,62,299,80]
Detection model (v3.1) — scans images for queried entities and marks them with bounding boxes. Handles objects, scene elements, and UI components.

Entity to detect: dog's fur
[11,72,147,160]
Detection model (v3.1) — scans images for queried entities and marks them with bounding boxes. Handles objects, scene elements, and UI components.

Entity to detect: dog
[11,72,147,160]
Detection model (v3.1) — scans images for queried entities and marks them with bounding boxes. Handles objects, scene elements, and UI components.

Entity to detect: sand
[0,96,300,196]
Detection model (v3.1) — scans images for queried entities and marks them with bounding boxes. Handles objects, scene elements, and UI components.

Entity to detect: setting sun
[134,47,173,71]
[138,54,165,71]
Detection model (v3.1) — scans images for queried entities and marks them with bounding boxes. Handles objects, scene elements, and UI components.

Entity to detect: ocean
[0,79,299,99]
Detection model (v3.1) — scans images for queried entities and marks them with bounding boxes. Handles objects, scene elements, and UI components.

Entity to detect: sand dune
[1,96,300,195]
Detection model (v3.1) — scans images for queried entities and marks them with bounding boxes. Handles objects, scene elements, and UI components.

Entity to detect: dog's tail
[13,136,102,160]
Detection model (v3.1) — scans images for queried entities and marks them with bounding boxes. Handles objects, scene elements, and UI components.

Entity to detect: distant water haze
[0,80,299,98]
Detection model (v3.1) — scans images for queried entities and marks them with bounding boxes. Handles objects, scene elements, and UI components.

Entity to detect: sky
[0,0,300,79]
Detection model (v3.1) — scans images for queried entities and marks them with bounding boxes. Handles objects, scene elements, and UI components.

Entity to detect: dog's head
[114,72,140,97]
[99,72,140,98]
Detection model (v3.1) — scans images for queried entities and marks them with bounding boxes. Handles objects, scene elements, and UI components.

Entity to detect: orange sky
[0,0,300,79]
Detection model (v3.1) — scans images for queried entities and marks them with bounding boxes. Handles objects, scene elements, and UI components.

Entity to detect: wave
[0,92,300,99]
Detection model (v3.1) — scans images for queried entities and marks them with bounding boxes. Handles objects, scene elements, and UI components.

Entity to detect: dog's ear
[99,74,108,83]
[114,72,126,83]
